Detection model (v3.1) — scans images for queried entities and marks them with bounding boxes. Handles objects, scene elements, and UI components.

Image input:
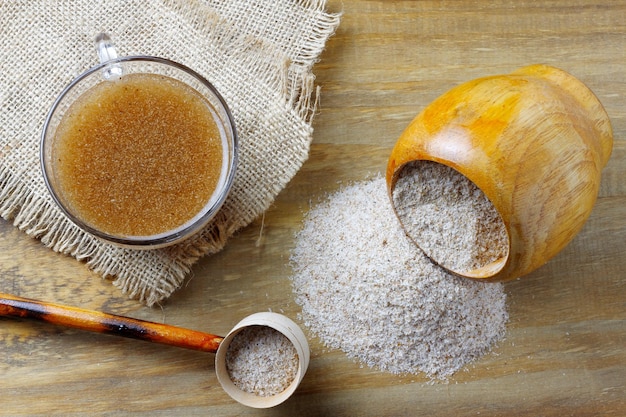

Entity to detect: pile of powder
[392,161,508,272]
[225,325,299,396]
[290,176,508,379]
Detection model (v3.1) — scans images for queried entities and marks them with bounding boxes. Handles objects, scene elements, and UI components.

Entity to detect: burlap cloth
[0,0,340,305]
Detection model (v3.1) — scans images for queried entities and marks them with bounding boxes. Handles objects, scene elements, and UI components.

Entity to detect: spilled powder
[392,161,508,272]
[290,176,508,380]
[226,325,299,396]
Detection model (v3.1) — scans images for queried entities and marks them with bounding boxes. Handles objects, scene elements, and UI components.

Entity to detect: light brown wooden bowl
[387,64,613,282]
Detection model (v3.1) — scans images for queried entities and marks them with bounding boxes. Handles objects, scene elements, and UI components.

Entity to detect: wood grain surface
[1,1,625,416]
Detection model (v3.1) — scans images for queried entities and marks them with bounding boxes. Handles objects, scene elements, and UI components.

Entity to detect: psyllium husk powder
[392,160,508,273]
[289,175,508,380]
[225,325,299,397]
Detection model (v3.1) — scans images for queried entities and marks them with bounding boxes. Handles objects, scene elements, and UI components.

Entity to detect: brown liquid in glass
[52,73,224,237]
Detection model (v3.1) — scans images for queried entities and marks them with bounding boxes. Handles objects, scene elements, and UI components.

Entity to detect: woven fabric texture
[0,0,340,305]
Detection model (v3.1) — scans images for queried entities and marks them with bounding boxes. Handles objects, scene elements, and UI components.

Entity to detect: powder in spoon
[290,176,508,380]
[392,160,508,272]
[225,325,299,396]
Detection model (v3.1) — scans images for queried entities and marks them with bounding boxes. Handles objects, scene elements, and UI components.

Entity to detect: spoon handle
[0,292,223,353]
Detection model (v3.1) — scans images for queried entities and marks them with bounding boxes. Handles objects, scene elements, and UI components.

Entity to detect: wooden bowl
[386,64,613,281]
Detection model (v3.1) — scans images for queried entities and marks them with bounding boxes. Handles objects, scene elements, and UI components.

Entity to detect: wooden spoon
[0,292,310,408]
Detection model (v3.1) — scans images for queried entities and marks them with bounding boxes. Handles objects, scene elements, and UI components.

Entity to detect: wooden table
[1,1,625,415]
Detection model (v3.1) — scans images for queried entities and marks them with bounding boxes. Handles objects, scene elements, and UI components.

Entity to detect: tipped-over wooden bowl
[387,64,613,282]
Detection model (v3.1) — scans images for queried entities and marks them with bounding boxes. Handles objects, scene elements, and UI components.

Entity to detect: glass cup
[41,34,237,249]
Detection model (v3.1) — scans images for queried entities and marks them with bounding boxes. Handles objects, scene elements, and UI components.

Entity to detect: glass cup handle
[95,33,122,80]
